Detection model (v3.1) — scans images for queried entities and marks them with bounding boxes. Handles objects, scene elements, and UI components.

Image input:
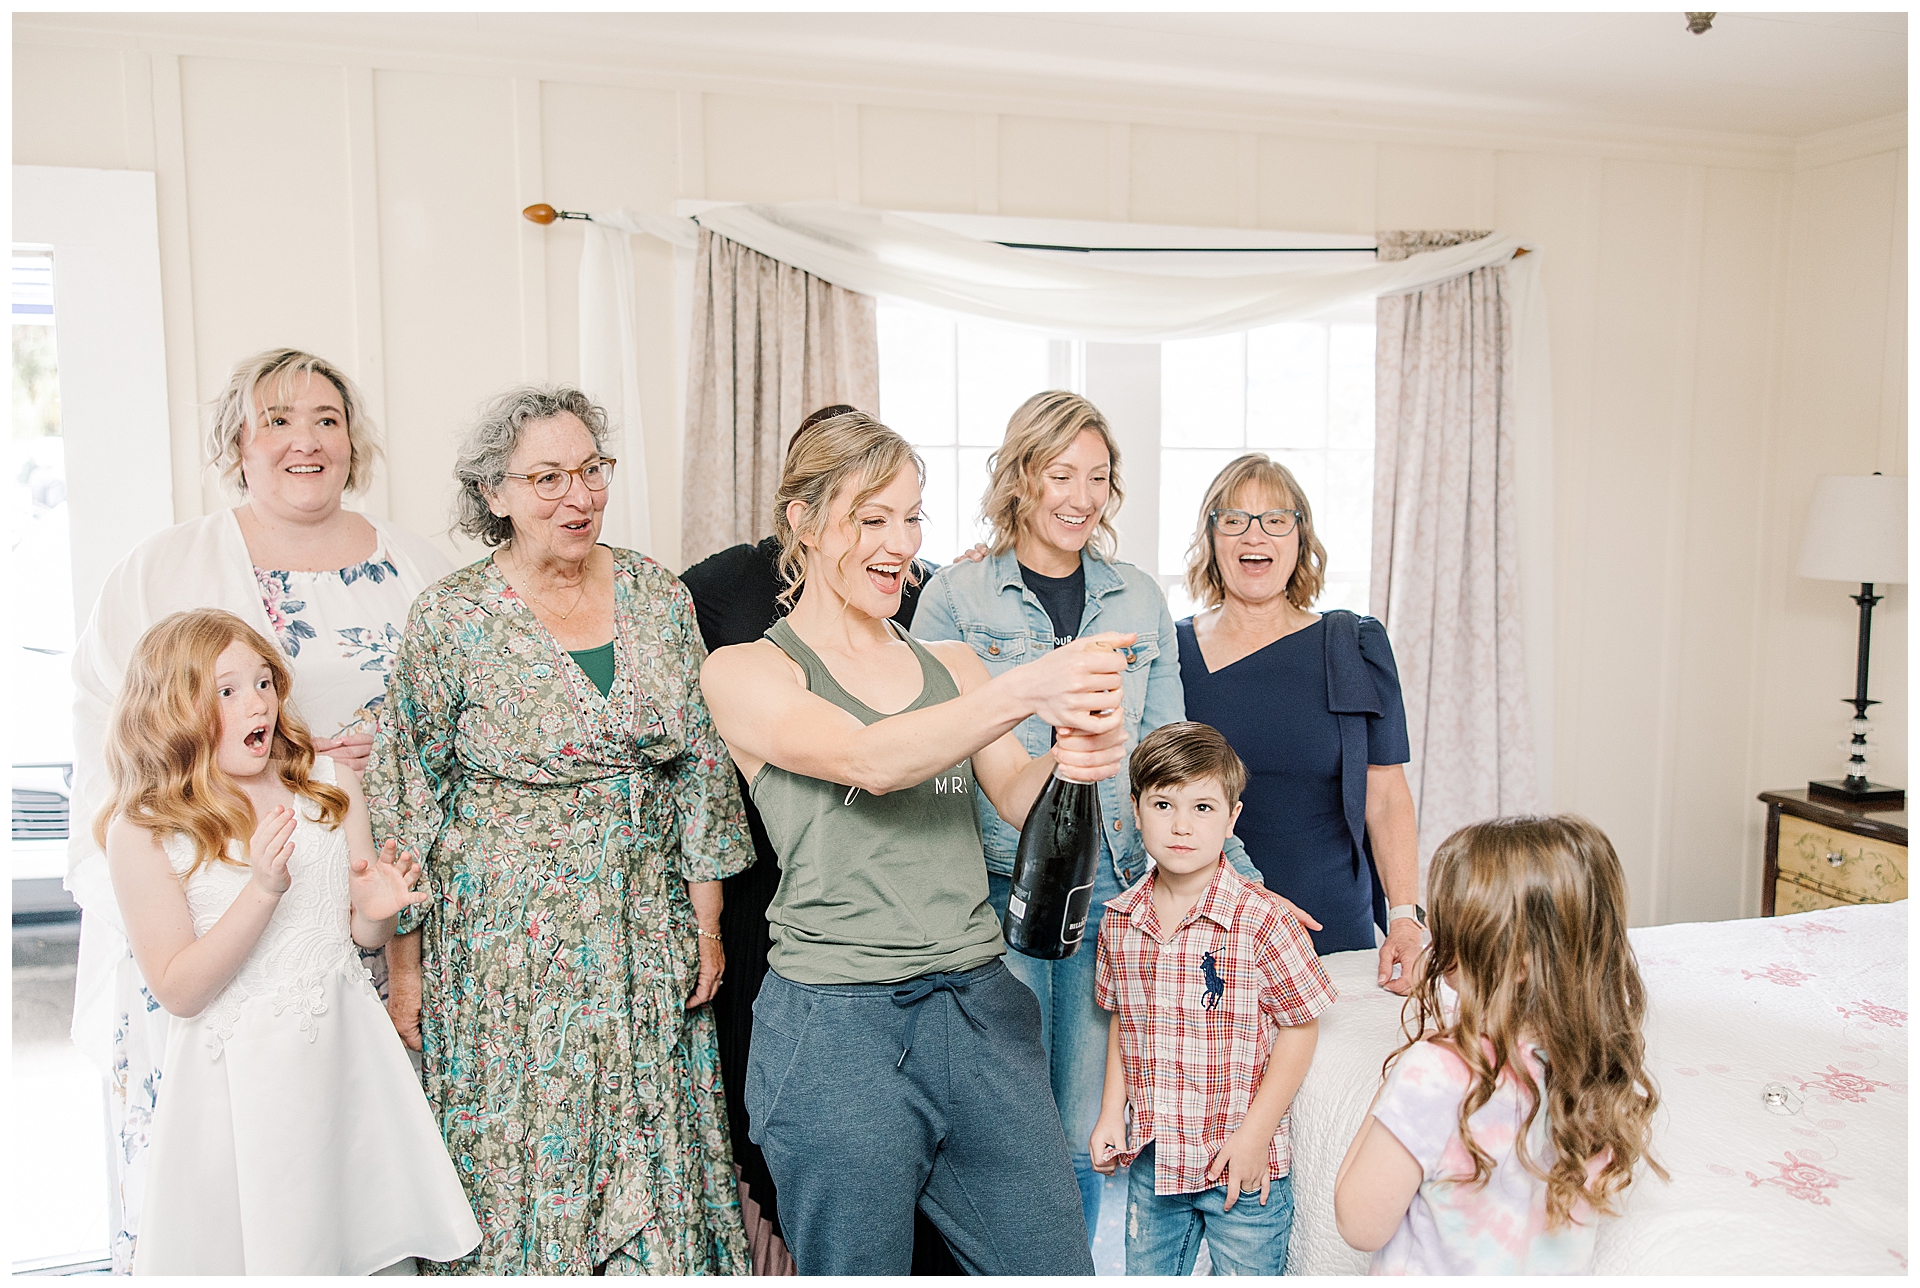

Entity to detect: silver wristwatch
[1387,903,1426,930]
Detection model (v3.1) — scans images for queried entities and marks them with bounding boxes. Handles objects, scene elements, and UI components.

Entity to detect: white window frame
[868,212,1377,586]
[13,166,175,630]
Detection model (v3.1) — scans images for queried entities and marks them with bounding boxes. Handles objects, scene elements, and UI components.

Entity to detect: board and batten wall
[11,20,1905,927]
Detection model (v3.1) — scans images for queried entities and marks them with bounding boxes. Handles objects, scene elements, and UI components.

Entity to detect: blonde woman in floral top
[367,386,752,1274]
[67,349,451,1271]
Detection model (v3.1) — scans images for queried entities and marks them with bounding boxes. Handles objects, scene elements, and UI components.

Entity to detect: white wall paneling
[972,114,999,215]
[345,63,391,520]
[142,53,203,522]
[511,78,549,389]
[12,17,1905,926]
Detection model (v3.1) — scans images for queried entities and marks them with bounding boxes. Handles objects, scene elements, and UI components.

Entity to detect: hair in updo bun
[772,412,923,609]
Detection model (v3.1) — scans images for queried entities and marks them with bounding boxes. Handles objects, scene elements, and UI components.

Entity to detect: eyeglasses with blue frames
[1209,507,1300,537]
[502,457,617,501]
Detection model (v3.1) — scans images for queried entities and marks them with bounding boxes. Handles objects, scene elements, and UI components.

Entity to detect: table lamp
[1796,473,1906,807]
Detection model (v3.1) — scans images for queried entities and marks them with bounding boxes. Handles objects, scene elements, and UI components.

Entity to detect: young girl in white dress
[98,609,480,1275]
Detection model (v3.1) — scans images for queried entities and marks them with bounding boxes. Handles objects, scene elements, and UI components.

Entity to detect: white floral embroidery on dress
[160,757,362,1060]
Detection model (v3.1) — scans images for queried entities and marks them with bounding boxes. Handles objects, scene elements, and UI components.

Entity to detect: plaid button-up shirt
[1094,859,1337,1194]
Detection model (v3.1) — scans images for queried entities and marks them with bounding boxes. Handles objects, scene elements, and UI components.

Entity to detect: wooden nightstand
[1759,790,1908,915]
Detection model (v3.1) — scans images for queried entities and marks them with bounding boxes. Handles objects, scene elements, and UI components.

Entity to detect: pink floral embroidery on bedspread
[1741,963,1815,987]
[1836,999,1906,1027]
[1746,1153,1849,1205]
[1798,1065,1894,1105]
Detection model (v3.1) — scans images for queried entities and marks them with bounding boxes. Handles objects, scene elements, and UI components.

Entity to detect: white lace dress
[133,758,480,1275]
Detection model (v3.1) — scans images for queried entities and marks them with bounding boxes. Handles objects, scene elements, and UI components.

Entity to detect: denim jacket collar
[988,547,1126,600]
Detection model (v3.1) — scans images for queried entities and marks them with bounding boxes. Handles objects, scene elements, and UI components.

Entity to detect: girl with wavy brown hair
[1332,814,1666,1273]
[99,609,478,1274]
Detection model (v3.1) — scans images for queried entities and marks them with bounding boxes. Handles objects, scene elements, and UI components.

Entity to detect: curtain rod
[523,206,1529,260]
[994,242,1377,253]
[526,205,1374,251]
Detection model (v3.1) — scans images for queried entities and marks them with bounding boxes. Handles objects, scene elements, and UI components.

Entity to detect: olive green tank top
[753,618,1004,985]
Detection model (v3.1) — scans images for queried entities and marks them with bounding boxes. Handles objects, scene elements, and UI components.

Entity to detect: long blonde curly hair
[1387,814,1667,1229]
[94,610,347,880]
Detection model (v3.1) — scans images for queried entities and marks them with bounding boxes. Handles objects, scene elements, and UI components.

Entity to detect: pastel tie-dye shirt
[1369,1038,1602,1275]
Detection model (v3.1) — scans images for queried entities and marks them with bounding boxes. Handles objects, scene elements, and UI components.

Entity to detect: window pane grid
[878,303,1374,607]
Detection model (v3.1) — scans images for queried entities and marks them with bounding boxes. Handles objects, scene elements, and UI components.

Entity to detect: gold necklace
[506,552,588,620]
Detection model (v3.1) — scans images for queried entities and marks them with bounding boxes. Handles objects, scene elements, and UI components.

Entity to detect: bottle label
[1059,879,1096,945]
[1008,893,1028,919]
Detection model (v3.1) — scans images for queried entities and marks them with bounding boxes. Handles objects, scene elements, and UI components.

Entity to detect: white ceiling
[23,11,1907,143]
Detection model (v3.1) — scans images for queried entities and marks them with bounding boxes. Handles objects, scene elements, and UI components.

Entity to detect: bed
[1285,902,1908,1275]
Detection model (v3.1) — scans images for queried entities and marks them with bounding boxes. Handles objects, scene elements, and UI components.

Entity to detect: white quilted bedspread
[1285,902,1909,1275]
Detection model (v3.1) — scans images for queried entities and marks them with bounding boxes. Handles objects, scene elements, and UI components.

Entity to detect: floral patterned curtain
[682,228,879,568]
[1372,232,1538,876]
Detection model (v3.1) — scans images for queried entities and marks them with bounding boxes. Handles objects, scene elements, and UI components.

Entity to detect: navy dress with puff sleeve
[1176,611,1411,955]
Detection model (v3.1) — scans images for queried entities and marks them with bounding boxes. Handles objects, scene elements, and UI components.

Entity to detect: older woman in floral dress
[367,386,751,1274]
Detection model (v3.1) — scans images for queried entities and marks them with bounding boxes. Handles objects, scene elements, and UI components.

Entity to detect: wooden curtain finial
[522,203,590,225]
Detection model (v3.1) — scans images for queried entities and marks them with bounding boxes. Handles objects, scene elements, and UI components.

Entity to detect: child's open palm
[350,839,429,923]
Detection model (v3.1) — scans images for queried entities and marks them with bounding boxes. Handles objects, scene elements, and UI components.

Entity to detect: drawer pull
[1826,851,1847,868]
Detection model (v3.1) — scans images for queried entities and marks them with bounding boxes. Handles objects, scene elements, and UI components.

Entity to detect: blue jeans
[745,961,1094,1276]
[1125,1143,1294,1276]
[987,857,1125,1244]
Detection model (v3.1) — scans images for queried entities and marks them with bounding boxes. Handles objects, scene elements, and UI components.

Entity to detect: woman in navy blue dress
[1175,454,1424,992]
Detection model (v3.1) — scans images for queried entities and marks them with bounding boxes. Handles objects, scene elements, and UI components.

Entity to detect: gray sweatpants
[746,958,1095,1275]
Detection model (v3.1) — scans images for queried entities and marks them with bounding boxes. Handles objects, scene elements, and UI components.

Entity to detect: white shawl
[64,508,452,1071]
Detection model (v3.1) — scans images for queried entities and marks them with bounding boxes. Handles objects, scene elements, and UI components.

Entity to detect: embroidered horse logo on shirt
[1200,950,1225,1011]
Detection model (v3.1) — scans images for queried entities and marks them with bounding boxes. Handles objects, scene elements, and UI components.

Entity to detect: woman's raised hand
[246,806,298,895]
[350,838,431,923]
[313,731,376,773]
[1015,631,1136,732]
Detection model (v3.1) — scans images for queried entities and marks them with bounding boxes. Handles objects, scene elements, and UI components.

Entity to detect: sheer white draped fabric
[1372,247,1541,876]
[578,208,687,556]
[691,202,1530,341]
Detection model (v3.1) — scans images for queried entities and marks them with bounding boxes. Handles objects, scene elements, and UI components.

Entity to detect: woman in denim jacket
[914,391,1307,1243]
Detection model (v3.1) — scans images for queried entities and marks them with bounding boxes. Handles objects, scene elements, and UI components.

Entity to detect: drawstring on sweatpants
[889,972,986,1068]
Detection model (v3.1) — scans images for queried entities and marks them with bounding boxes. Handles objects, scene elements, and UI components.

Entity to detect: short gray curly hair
[453,386,612,548]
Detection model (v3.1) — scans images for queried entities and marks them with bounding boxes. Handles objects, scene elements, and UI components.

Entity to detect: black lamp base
[1807,778,1906,809]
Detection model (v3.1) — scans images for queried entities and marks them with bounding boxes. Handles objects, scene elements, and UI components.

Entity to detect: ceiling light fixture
[1685,12,1716,34]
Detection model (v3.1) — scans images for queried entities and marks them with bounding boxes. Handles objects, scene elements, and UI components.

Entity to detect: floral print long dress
[366,549,752,1275]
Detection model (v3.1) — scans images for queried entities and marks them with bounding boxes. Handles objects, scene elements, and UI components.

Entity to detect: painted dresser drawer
[1774,812,1908,907]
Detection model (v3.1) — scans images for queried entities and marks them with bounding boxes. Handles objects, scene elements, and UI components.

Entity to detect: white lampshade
[1797,475,1907,585]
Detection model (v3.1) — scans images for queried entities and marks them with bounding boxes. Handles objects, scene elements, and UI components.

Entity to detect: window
[10,245,75,839]
[1159,317,1375,618]
[876,300,1375,617]
[876,303,1079,567]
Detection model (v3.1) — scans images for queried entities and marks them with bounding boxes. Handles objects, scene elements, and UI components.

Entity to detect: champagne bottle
[1003,768,1102,959]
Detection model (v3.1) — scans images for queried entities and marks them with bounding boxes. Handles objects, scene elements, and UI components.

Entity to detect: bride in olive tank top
[698,411,1135,1277]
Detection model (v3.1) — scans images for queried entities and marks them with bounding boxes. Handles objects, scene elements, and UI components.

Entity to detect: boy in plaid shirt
[1090,721,1336,1274]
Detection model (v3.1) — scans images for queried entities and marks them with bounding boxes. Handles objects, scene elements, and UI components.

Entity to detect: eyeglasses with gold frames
[501,457,616,501]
